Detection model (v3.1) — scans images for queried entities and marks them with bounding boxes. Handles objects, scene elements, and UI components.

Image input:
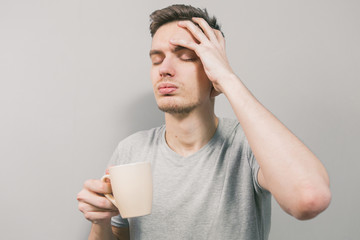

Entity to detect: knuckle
[83,179,92,188]
[76,193,82,201]
[78,202,85,212]
[203,44,213,51]
[99,182,107,193]
[99,197,110,208]
[77,189,86,200]
[84,212,92,221]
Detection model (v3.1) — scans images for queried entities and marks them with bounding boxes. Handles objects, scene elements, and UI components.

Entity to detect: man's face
[150,21,213,114]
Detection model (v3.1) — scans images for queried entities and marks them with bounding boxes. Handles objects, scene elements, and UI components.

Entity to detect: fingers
[191,17,218,42]
[77,180,119,223]
[169,39,197,51]
[176,18,224,46]
[214,29,225,48]
[77,187,117,211]
[82,211,119,223]
[84,179,112,194]
[78,197,118,214]
[78,199,119,223]
[170,18,222,51]
[177,20,208,43]
[171,17,232,88]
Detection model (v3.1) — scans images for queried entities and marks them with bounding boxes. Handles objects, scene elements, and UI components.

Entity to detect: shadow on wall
[125,91,164,133]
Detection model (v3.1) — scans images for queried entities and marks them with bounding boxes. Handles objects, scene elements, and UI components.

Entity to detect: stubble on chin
[157,104,196,114]
[157,98,200,114]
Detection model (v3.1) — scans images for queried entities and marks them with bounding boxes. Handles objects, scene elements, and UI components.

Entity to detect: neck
[164,107,218,157]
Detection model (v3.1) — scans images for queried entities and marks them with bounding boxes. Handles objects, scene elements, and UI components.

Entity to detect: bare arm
[112,226,130,240]
[222,74,331,220]
[87,224,129,240]
[171,18,331,220]
[88,222,116,240]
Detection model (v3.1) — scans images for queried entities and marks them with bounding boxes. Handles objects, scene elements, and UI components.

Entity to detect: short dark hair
[149,4,223,37]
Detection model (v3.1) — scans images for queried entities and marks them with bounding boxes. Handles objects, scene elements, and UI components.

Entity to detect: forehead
[151,21,197,50]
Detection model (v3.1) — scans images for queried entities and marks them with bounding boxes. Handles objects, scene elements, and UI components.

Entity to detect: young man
[77,5,331,240]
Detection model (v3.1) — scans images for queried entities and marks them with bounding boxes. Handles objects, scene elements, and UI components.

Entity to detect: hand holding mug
[101,162,153,219]
[77,179,119,224]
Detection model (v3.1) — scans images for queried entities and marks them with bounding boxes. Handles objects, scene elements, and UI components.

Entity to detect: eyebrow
[149,46,190,57]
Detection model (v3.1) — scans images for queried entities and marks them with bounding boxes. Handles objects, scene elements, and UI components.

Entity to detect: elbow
[292,186,332,220]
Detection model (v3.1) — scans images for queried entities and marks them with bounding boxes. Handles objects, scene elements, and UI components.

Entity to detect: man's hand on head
[169,17,235,97]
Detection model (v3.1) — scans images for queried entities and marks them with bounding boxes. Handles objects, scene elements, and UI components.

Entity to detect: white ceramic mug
[101,161,153,218]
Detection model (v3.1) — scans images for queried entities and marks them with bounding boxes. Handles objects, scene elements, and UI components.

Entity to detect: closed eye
[178,52,198,62]
[150,56,164,65]
[182,57,197,62]
[152,60,163,65]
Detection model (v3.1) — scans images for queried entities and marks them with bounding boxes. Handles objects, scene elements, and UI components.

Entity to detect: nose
[159,57,175,77]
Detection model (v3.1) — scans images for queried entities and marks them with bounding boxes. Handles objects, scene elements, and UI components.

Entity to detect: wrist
[220,73,256,112]
[89,221,115,240]
[220,73,242,95]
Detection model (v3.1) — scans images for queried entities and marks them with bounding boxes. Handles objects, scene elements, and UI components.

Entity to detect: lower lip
[158,87,177,94]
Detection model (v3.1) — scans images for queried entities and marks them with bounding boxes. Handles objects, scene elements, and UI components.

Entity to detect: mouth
[157,83,178,95]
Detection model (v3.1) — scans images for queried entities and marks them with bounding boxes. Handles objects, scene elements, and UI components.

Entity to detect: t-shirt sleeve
[245,138,270,195]
[232,121,269,195]
[111,215,129,228]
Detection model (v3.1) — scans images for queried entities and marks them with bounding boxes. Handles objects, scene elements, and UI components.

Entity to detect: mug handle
[101,175,118,208]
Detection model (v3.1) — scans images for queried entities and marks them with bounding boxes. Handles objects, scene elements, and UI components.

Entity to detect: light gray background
[0,0,359,239]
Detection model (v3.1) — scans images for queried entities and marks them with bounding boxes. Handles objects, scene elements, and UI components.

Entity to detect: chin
[157,101,197,114]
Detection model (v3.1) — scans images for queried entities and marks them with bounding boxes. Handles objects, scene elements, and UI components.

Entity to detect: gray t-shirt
[108,118,271,240]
